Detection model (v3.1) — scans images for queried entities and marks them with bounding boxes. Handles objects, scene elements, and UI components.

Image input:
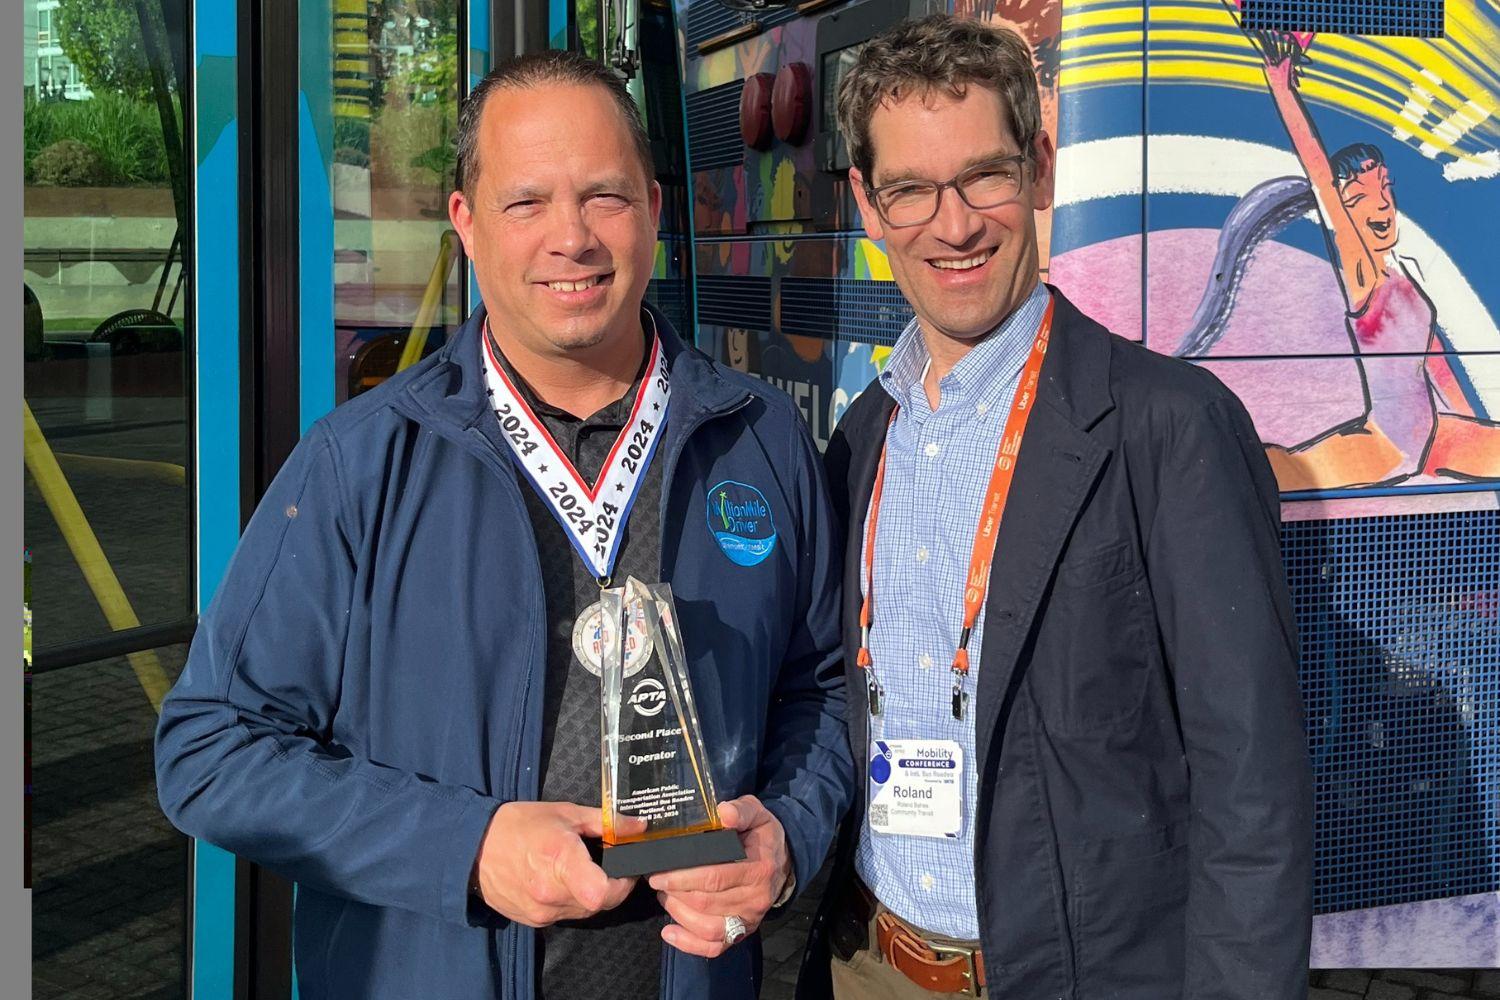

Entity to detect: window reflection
[22,0,193,651]
[24,4,192,987]
[335,0,463,402]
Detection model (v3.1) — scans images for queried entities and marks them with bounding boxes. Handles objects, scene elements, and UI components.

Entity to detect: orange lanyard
[857,297,1054,720]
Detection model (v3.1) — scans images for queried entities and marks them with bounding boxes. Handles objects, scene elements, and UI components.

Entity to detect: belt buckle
[927,941,982,997]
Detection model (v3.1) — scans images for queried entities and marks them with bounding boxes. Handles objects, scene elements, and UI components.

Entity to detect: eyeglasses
[864,152,1031,229]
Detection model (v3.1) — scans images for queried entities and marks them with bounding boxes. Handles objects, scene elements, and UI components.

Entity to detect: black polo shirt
[489,330,666,1000]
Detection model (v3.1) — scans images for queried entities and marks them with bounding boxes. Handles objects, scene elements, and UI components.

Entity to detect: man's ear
[1028,131,1057,213]
[449,189,476,259]
[848,167,886,242]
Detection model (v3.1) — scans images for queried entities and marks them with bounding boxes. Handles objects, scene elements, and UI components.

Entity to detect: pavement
[31,647,188,1000]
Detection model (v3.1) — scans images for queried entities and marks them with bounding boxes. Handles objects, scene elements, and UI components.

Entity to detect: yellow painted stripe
[1142,1,1500,130]
[1144,45,1403,111]
[1060,62,1151,89]
[1061,51,1142,69]
[1144,58,1424,141]
[1062,7,1144,32]
[1058,54,1472,152]
[23,404,172,712]
[1059,28,1143,52]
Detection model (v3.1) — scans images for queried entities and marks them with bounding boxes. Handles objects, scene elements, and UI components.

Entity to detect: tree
[576,0,600,60]
[54,0,173,102]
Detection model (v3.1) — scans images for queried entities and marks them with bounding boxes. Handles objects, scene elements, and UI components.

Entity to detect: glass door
[24,0,196,996]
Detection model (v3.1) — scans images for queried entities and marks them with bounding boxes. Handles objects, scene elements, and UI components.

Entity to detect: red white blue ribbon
[481,320,671,581]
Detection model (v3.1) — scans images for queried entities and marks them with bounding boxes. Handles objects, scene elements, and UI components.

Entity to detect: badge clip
[951,638,972,720]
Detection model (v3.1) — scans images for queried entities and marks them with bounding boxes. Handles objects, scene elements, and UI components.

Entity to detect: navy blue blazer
[803,287,1313,1000]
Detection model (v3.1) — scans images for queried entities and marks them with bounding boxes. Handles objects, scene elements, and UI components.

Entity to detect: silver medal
[571,599,653,678]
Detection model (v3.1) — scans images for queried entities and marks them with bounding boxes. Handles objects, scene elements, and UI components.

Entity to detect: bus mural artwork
[1190,24,1500,491]
[1049,0,1500,503]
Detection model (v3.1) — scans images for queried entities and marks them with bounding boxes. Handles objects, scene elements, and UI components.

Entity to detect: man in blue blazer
[801,15,1312,1000]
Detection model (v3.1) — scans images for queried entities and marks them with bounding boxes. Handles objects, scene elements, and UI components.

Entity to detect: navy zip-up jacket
[155,304,853,999]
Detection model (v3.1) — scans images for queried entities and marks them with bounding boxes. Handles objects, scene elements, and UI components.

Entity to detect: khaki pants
[829,883,984,1000]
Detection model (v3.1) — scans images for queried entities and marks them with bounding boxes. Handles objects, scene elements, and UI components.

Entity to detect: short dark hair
[836,14,1041,181]
[454,50,654,199]
[1330,142,1385,185]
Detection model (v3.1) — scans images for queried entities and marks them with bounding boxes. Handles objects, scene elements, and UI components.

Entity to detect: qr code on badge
[868,804,888,826]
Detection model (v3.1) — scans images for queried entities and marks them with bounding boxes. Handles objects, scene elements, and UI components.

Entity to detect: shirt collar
[880,281,1049,414]
[484,312,652,427]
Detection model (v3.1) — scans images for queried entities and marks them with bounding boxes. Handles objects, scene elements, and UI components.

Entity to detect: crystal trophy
[600,577,745,878]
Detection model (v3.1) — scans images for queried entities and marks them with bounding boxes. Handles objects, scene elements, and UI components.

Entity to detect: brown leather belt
[853,881,988,996]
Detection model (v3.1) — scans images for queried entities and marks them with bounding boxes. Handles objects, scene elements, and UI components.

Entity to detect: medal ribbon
[481,319,671,582]
[858,297,1054,719]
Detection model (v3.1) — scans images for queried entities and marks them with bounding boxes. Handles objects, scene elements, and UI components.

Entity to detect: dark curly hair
[835,13,1042,181]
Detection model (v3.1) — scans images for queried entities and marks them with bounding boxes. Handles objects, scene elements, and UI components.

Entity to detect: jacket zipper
[459,388,750,1000]
[458,424,547,1000]
[650,392,751,1000]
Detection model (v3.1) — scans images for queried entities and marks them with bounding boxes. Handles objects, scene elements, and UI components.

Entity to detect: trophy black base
[602,828,745,878]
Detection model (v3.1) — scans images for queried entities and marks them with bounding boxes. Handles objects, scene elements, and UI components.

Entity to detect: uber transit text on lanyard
[857,297,1055,721]
[480,318,670,587]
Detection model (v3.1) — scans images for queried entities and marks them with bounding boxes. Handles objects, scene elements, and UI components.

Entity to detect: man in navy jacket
[155,51,851,999]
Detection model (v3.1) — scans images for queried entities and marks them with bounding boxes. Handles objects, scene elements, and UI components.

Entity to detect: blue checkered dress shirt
[854,281,1049,940]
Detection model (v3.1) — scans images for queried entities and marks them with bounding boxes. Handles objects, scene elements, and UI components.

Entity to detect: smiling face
[448,82,662,361]
[1340,160,1398,253]
[849,84,1054,348]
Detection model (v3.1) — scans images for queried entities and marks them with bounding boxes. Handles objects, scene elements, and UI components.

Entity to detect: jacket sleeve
[822,418,853,536]
[154,422,504,928]
[757,410,855,905]
[1143,392,1313,999]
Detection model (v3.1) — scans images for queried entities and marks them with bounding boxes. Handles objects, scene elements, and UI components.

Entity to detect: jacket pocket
[1070,841,1188,999]
[1057,539,1135,589]
[1027,547,1153,734]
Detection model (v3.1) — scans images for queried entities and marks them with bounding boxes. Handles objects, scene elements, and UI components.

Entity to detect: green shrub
[68,92,173,184]
[24,95,57,182]
[32,139,106,186]
[334,115,371,156]
[23,92,174,186]
[370,103,454,189]
[335,145,371,169]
